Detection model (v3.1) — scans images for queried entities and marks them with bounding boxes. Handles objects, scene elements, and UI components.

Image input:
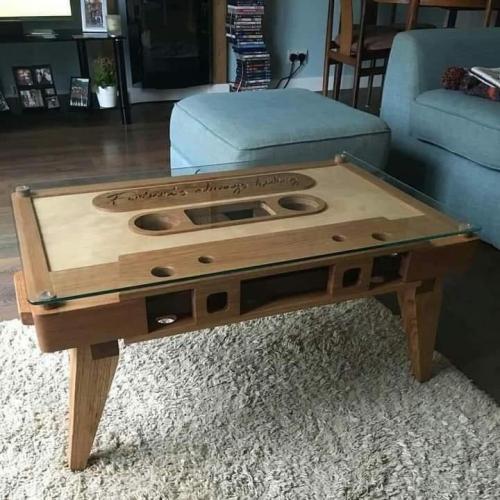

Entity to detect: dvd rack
[226,0,271,92]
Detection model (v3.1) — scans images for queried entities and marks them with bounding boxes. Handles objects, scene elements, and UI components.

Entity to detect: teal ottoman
[170,89,390,174]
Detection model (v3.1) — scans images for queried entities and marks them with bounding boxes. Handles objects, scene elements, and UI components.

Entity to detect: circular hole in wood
[198,255,214,264]
[332,234,346,242]
[372,232,391,242]
[278,195,321,212]
[151,266,174,278]
[134,213,173,232]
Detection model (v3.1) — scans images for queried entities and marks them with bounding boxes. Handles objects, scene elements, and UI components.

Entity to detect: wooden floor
[1,96,500,404]
[0,103,173,319]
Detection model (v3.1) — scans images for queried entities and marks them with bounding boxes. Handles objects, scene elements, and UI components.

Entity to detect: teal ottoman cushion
[170,89,390,172]
[411,89,500,171]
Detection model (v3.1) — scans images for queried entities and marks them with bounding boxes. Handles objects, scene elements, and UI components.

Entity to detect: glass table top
[13,153,479,305]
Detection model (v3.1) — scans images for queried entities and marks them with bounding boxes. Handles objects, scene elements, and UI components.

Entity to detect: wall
[263,2,495,91]
[1,0,493,100]
[263,0,454,91]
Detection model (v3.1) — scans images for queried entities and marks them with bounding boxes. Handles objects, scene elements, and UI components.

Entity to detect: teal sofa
[380,29,500,248]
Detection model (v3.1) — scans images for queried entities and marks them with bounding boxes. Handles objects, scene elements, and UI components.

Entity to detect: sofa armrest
[381,28,500,140]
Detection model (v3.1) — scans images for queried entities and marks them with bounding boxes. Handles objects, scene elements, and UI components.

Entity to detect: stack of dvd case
[226,0,271,92]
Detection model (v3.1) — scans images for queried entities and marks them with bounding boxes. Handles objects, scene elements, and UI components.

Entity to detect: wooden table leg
[68,341,119,471]
[398,279,443,382]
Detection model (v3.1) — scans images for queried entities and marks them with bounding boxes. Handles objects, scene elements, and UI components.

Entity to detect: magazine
[470,67,500,89]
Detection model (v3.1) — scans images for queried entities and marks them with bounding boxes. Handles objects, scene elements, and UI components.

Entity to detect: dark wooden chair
[322,0,403,108]
[413,0,500,29]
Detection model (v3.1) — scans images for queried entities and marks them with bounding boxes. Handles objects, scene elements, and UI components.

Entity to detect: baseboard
[129,83,231,104]
[274,74,383,92]
[128,74,382,104]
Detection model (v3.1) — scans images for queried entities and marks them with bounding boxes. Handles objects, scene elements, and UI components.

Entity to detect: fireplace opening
[127,0,213,89]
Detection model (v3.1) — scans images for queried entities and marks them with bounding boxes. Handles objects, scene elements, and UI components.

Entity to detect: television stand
[25,29,57,39]
[0,30,131,125]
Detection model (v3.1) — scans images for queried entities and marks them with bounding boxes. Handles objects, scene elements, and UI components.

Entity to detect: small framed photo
[0,90,9,112]
[33,66,54,86]
[45,96,61,110]
[69,77,91,108]
[19,89,45,109]
[44,87,56,97]
[81,0,108,32]
[13,67,34,87]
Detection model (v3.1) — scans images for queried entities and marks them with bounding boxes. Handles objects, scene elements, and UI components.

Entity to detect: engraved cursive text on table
[92,172,316,212]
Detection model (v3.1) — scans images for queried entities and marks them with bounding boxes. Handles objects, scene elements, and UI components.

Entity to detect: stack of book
[226,0,271,92]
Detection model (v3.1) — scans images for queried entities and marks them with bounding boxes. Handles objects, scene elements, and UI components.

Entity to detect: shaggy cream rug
[1,299,499,499]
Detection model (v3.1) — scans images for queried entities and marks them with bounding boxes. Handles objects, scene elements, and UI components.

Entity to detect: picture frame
[46,95,61,110]
[33,66,54,87]
[13,65,60,111]
[0,89,9,112]
[80,0,108,33]
[19,89,45,109]
[69,77,91,108]
[13,67,34,87]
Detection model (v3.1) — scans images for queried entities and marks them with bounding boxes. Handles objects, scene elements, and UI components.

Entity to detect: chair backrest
[325,0,379,56]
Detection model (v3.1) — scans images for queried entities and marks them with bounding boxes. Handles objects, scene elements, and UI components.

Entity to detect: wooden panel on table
[13,271,33,325]
[11,191,53,302]
[33,297,147,352]
[402,237,478,282]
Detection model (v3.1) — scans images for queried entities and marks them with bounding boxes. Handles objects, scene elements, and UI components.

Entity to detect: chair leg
[390,4,397,24]
[322,61,331,97]
[381,57,389,94]
[333,63,343,101]
[446,9,458,28]
[484,0,493,27]
[352,63,362,108]
[366,59,376,108]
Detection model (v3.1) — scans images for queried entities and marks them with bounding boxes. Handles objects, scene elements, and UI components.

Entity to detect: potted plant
[93,57,117,109]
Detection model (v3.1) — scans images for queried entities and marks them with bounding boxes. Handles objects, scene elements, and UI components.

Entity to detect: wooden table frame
[12,159,477,470]
[14,235,476,470]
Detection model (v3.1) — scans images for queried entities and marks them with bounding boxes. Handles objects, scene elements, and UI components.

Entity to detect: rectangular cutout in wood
[185,200,273,226]
[146,290,193,332]
[207,292,228,313]
[342,268,361,288]
[240,267,330,314]
[370,253,404,286]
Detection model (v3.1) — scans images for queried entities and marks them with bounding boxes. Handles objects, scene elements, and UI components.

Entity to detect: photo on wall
[80,0,107,32]
[69,77,91,108]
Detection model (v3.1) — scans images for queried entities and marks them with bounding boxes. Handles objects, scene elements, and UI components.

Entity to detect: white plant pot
[96,86,117,109]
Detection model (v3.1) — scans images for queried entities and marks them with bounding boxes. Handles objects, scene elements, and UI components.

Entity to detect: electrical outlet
[287,49,309,63]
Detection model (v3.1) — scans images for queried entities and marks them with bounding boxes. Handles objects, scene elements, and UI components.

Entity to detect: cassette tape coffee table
[12,154,478,470]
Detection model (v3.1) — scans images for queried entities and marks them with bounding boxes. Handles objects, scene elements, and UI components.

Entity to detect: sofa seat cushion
[170,89,390,171]
[411,89,500,171]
